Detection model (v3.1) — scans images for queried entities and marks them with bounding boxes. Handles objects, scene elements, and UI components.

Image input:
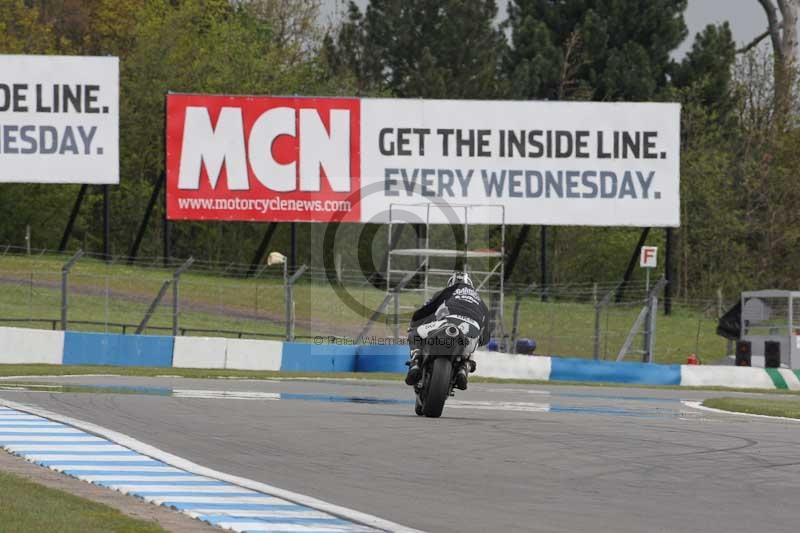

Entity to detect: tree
[672,23,737,115]
[327,0,506,99]
[741,0,799,121]
[505,0,688,101]
[0,0,55,53]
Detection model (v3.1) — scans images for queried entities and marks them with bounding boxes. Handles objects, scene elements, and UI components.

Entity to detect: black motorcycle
[412,319,476,418]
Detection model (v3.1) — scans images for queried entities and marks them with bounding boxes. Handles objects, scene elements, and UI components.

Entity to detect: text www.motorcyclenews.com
[177,197,351,214]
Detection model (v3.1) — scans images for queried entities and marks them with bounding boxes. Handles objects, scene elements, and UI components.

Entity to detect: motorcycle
[411,317,477,418]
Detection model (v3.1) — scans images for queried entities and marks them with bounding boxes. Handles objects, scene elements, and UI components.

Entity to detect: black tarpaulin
[716,301,741,340]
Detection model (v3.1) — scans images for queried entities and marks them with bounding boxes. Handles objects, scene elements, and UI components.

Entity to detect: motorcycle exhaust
[444,324,461,337]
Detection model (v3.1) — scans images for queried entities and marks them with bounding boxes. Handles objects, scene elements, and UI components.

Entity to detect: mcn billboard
[166,94,680,227]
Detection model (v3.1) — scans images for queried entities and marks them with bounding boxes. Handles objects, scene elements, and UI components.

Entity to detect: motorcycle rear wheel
[422,357,452,418]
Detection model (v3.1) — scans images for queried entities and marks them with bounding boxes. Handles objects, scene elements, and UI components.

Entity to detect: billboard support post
[59,185,88,252]
[374,224,405,287]
[128,173,165,264]
[616,227,651,302]
[505,225,530,282]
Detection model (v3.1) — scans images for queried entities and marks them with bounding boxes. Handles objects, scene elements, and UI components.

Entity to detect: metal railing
[0,246,731,364]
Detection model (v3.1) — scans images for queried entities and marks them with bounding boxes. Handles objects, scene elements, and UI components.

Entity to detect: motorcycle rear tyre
[422,357,452,418]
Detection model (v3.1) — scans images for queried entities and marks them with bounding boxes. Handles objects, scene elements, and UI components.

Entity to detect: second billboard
[166,94,679,227]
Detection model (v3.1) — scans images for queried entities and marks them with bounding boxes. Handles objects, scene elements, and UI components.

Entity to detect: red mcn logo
[166,95,360,222]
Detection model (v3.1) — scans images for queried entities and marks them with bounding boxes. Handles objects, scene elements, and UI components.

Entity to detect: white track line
[0,398,424,533]
[683,401,800,422]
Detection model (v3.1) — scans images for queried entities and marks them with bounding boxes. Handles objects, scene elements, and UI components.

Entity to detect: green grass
[703,397,800,418]
[0,470,166,533]
[0,253,727,364]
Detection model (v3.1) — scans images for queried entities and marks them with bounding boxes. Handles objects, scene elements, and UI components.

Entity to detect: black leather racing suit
[408,282,492,350]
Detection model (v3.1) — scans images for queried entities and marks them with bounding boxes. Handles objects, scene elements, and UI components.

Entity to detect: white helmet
[447,271,473,288]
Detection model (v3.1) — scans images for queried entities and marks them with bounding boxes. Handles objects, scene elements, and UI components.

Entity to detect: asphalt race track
[2,376,800,533]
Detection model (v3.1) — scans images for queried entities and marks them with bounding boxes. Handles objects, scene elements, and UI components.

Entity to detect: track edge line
[0,398,424,533]
[682,400,800,423]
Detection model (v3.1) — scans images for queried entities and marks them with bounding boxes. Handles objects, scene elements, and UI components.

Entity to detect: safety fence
[0,247,731,365]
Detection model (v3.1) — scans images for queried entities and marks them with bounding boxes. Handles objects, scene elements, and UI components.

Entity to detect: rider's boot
[455,361,469,390]
[455,357,476,390]
[405,349,423,386]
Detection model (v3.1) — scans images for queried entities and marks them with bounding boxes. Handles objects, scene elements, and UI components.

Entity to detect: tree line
[0,0,798,299]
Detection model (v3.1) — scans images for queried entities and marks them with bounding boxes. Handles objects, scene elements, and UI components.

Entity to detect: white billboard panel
[360,99,680,226]
[0,55,119,184]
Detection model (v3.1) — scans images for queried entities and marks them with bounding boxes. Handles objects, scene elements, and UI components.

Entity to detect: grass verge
[0,470,166,533]
[703,397,800,419]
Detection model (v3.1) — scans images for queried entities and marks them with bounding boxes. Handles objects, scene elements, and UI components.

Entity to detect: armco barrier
[226,338,282,371]
[550,357,682,386]
[173,336,227,369]
[62,331,173,367]
[0,327,63,365]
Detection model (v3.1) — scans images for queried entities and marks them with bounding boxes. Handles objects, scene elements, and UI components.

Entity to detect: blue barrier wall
[355,345,407,373]
[49,328,688,385]
[63,332,174,367]
[549,357,681,386]
[280,343,357,372]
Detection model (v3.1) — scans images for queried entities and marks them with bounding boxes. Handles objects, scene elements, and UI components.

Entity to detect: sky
[321,0,775,59]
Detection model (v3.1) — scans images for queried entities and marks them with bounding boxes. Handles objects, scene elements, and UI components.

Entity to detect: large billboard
[166,94,679,226]
[0,55,119,184]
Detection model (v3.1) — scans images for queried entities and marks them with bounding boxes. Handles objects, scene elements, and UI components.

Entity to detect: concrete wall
[62,332,173,367]
[0,327,63,365]
[3,326,800,390]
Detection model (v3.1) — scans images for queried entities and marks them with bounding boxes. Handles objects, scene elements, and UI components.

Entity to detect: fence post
[283,261,290,340]
[60,249,84,331]
[593,285,618,360]
[284,264,308,342]
[393,290,400,340]
[646,291,658,363]
[593,302,602,360]
[642,280,664,363]
[509,283,536,354]
[137,280,172,334]
[172,257,195,337]
[510,296,521,354]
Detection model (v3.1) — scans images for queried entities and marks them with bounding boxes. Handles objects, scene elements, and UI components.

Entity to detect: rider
[404,271,491,391]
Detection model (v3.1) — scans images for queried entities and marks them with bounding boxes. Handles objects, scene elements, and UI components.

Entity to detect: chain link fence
[0,247,731,365]
[507,281,729,365]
